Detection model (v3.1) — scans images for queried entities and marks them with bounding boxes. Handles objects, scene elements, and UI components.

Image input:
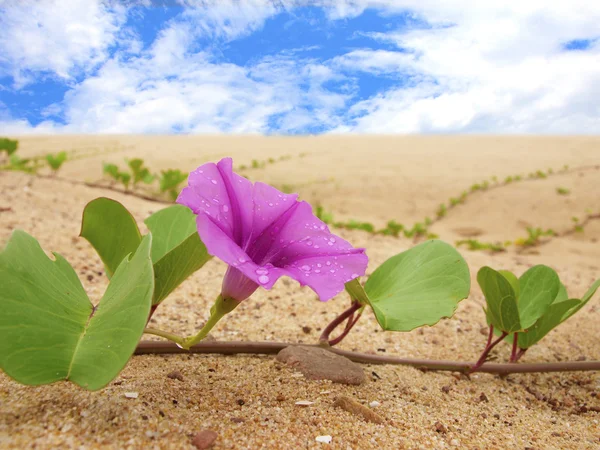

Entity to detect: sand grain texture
[1,136,599,449]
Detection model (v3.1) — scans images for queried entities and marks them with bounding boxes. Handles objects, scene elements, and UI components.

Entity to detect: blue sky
[0,1,599,134]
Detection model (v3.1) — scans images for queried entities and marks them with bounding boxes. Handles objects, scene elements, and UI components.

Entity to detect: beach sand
[1,135,599,449]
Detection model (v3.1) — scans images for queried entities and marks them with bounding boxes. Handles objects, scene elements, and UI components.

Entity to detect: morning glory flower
[177,157,368,302]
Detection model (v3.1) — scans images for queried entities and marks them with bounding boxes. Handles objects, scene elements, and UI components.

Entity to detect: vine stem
[469,328,508,373]
[134,340,600,374]
[319,301,362,346]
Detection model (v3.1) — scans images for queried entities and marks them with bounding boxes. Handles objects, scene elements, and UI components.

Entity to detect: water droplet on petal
[258,275,269,284]
[314,269,320,273]
[330,269,336,273]
[212,198,219,204]
[329,237,336,243]
[211,179,217,185]
[326,261,331,266]
[238,256,247,263]
[320,224,326,230]
[328,241,334,246]
[340,264,344,269]
[306,241,313,246]
[222,205,229,213]
[317,263,322,267]
[301,265,311,272]
[268,202,274,207]
[351,273,359,278]
[314,245,319,249]
[256,268,269,275]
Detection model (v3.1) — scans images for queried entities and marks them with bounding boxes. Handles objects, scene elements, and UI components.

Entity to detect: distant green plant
[379,220,404,237]
[45,151,67,174]
[159,169,188,200]
[7,154,36,173]
[556,187,570,195]
[0,137,18,156]
[103,162,131,190]
[436,204,447,218]
[127,158,155,186]
[456,239,506,253]
[514,227,555,247]
[314,204,334,224]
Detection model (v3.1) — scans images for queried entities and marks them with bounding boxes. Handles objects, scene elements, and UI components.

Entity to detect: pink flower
[177,158,368,302]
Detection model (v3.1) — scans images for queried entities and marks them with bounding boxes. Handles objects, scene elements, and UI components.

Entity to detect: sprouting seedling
[379,220,404,237]
[456,239,506,253]
[7,154,36,173]
[45,151,67,174]
[472,265,561,371]
[158,169,187,200]
[436,204,447,218]
[514,227,555,247]
[127,158,155,186]
[103,162,120,181]
[314,204,334,224]
[0,137,18,157]
[556,187,570,195]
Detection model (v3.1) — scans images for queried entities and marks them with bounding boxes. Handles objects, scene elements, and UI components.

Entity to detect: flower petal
[266,201,368,300]
[177,158,254,246]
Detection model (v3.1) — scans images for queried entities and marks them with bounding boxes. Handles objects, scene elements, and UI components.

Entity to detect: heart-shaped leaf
[144,205,212,303]
[80,197,142,278]
[363,240,471,331]
[0,231,153,390]
[517,265,560,329]
[478,267,521,333]
[81,199,212,305]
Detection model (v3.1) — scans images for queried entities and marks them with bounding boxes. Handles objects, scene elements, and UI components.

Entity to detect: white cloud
[329,1,600,133]
[0,0,129,87]
[1,1,600,134]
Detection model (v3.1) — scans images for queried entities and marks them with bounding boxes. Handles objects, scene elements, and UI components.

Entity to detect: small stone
[276,394,286,402]
[277,346,365,385]
[434,421,447,433]
[369,401,381,408]
[124,392,138,399]
[479,392,489,402]
[167,370,184,381]
[333,396,384,424]
[230,417,245,423]
[302,326,312,334]
[441,385,451,394]
[315,435,332,444]
[295,400,314,406]
[192,430,218,449]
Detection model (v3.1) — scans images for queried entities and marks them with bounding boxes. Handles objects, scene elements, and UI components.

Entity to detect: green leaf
[517,265,560,329]
[516,298,580,349]
[144,205,212,304]
[364,240,471,331]
[0,231,154,390]
[477,266,521,333]
[498,270,520,299]
[562,278,600,321]
[80,198,142,278]
[344,278,371,306]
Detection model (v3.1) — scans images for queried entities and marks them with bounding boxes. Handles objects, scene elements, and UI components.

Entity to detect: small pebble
[192,430,218,449]
[124,392,138,399]
[369,401,381,408]
[167,370,184,381]
[295,400,314,406]
[315,435,332,444]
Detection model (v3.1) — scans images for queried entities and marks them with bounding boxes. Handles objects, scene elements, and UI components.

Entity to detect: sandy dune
[1,135,599,449]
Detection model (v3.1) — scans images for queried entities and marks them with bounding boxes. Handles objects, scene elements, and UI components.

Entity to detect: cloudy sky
[0,0,599,134]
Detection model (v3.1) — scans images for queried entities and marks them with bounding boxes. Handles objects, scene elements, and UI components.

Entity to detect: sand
[1,135,599,449]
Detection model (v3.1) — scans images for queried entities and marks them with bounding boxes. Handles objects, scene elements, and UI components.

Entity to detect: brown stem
[319,301,361,345]
[328,311,363,346]
[134,341,600,374]
[510,333,519,363]
[513,347,528,363]
[469,331,508,373]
